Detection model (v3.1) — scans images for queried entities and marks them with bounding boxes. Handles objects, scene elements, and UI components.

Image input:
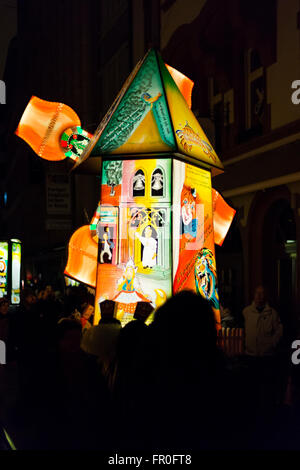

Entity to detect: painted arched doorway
[262,198,297,332]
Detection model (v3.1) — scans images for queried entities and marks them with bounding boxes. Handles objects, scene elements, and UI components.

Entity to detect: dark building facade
[162,0,300,330]
[0,0,162,288]
[1,1,106,287]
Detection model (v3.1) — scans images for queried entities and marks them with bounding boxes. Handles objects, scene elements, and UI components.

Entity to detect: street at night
[0,0,300,458]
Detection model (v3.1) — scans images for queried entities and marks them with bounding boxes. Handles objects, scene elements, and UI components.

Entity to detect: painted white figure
[112,259,151,322]
[136,226,157,268]
[100,227,114,263]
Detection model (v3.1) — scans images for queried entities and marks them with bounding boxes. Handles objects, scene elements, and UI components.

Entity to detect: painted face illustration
[145,226,153,238]
[125,266,135,281]
[199,258,211,294]
[195,248,219,309]
[0,260,5,274]
[180,186,198,238]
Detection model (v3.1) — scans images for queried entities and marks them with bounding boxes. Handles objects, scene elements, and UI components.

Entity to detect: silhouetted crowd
[0,285,299,450]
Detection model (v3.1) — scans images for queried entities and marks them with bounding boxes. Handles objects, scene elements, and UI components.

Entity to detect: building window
[100,0,128,35]
[245,49,265,130]
[209,78,223,152]
[98,42,130,115]
[209,78,234,151]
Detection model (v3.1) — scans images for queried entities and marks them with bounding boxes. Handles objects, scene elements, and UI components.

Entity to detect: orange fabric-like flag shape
[212,189,236,246]
[64,225,98,287]
[15,96,81,161]
[166,64,194,109]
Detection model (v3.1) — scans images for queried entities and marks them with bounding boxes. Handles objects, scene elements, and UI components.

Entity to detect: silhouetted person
[114,302,154,431]
[220,296,235,328]
[0,297,13,422]
[242,285,283,432]
[14,288,38,355]
[56,317,84,395]
[117,301,154,362]
[34,285,63,358]
[12,288,40,408]
[81,300,121,379]
[61,285,91,319]
[13,286,59,414]
[116,291,236,450]
[55,317,111,449]
[80,301,94,333]
[243,286,282,357]
[0,297,10,354]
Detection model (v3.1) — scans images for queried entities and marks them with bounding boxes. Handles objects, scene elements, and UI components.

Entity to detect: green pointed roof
[74,49,223,176]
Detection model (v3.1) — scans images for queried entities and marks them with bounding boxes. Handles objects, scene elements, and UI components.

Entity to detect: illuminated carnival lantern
[16,49,235,326]
[0,239,22,304]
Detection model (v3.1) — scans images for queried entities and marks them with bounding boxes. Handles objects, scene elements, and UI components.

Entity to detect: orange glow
[166,64,194,109]
[15,96,81,161]
[64,225,98,287]
[212,189,236,246]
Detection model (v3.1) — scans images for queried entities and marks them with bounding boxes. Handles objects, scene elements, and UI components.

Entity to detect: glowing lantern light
[166,64,194,109]
[16,49,235,329]
[16,96,92,162]
[0,239,22,304]
[64,226,97,287]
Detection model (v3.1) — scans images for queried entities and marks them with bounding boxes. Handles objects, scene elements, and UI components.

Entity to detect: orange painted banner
[212,189,236,246]
[166,64,194,109]
[16,96,81,161]
[64,225,97,287]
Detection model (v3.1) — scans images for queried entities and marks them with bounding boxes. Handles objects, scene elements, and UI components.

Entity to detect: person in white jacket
[243,286,283,357]
[242,286,284,412]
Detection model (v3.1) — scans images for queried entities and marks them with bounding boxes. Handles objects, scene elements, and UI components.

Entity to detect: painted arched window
[151,168,164,197]
[133,169,145,197]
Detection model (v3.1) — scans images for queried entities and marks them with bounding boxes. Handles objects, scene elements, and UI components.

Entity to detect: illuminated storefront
[0,239,22,304]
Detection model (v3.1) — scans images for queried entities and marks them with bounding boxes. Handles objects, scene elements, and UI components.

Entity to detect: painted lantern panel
[94,158,172,326]
[11,242,22,305]
[173,160,220,324]
[0,242,8,298]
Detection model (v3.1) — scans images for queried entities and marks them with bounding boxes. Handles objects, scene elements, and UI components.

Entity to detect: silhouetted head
[0,297,9,316]
[82,303,94,320]
[57,318,82,351]
[45,285,54,299]
[99,300,116,321]
[20,288,36,309]
[151,290,218,367]
[254,285,267,308]
[57,317,81,338]
[134,301,154,322]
